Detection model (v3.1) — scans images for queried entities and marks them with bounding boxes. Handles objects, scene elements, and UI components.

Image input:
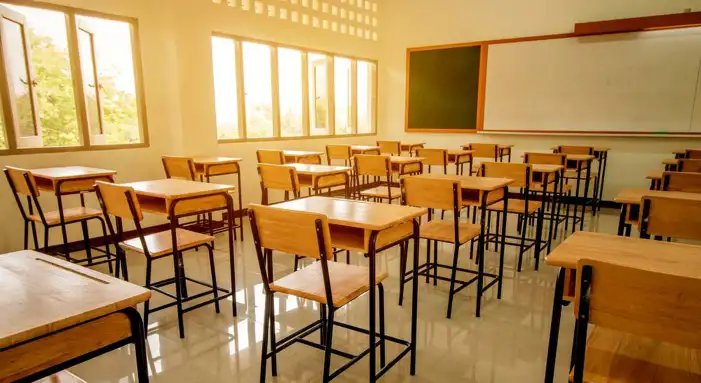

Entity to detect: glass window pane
[78,29,102,136]
[334,56,351,135]
[242,41,273,138]
[308,53,328,136]
[357,60,375,134]
[212,36,239,139]
[278,48,303,137]
[2,17,36,139]
[77,15,140,145]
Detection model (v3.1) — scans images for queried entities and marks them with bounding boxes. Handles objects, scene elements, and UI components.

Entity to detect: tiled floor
[68,208,621,382]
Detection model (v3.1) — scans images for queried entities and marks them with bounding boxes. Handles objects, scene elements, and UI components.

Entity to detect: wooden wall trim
[575,11,701,36]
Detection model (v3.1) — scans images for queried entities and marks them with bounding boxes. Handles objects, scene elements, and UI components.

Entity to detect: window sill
[217,132,377,144]
[0,142,149,156]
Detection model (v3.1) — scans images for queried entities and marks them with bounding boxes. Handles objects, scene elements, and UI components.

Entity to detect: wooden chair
[416,148,448,174]
[482,162,545,271]
[258,164,300,205]
[401,176,481,318]
[524,152,573,234]
[557,145,598,226]
[257,149,286,164]
[354,154,401,203]
[571,258,701,383]
[248,204,388,382]
[678,159,701,173]
[95,181,226,338]
[162,156,197,180]
[463,143,498,174]
[662,172,701,193]
[685,149,701,159]
[3,166,112,269]
[326,145,352,166]
[377,140,401,156]
[639,195,701,241]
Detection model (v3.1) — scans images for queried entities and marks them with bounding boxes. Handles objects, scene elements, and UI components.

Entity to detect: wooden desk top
[613,188,701,205]
[663,158,680,165]
[531,164,564,173]
[546,232,701,276]
[269,196,427,231]
[30,166,116,180]
[448,150,474,156]
[674,150,687,155]
[351,145,379,151]
[646,170,663,180]
[287,163,351,175]
[193,156,242,165]
[390,156,424,164]
[410,173,513,191]
[565,154,595,162]
[283,150,324,157]
[549,147,610,152]
[123,179,235,199]
[498,144,513,149]
[0,250,151,349]
[401,142,425,146]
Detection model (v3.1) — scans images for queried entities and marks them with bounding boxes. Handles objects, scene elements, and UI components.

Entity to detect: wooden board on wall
[405,45,483,132]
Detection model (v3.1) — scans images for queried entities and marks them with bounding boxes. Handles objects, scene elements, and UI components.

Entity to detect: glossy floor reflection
[69,208,621,382]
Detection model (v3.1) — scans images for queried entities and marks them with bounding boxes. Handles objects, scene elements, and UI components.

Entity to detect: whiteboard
[483,28,701,134]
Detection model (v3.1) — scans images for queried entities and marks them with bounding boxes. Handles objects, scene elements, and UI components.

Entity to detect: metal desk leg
[617,204,628,236]
[544,267,566,383]
[580,161,591,231]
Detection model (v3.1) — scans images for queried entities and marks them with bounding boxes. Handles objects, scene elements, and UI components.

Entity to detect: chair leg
[260,291,271,383]
[432,239,438,286]
[534,211,544,271]
[379,283,387,368]
[98,218,113,275]
[446,244,460,319]
[208,245,220,314]
[398,241,408,306]
[30,221,39,250]
[143,259,152,330]
[173,252,186,338]
[43,226,49,251]
[80,221,93,265]
[121,247,130,281]
[517,214,527,272]
[294,255,301,271]
[23,221,29,250]
[494,211,501,252]
[425,239,431,284]
[322,305,335,383]
[269,291,278,376]
[346,250,350,264]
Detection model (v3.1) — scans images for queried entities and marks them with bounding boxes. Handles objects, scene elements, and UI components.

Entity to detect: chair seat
[420,220,481,244]
[564,170,598,179]
[487,200,542,214]
[29,207,102,225]
[532,183,574,193]
[270,261,387,308]
[360,186,402,199]
[121,228,215,257]
[570,327,701,383]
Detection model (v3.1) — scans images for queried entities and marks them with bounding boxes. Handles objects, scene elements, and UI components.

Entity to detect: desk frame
[195,158,244,241]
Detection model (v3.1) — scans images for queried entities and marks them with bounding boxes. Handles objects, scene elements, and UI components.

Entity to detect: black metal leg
[547,174,558,253]
[31,221,39,250]
[260,292,271,383]
[207,245,220,314]
[172,250,185,338]
[544,267,566,383]
[573,165,582,233]
[617,204,628,236]
[43,227,49,251]
[23,220,28,250]
[425,239,431,284]
[498,192,508,299]
[410,219,420,375]
[143,260,152,330]
[322,306,334,383]
[81,221,93,265]
[517,213,527,272]
[124,307,149,383]
[368,231,379,383]
[269,292,278,376]
[398,241,408,306]
[379,283,386,368]
[581,162,591,231]
[446,243,460,319]
[432,239,438,286]
[534,209,544,271]
[476,197,487,317]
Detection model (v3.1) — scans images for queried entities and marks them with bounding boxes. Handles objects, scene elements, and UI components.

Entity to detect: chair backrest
[524,152,566,166]
[686,149,701,159]
[377,141,400,156]
[639,195,701,240]
[326,145,352,164]
[557,145,593,155]
[402,176,460,211]
[481,162,531,189]
[162,156,196,180]
[466,143,497,159]
[415,148,447,168]
[575,258,701,350]
[662,172,701,193]
[354,154,391,178]
[248,204,333,260]
[95,181,143,221]
[257,149,285,165]
[258,164,299,192]
[4,166,39,197]
[678,159,701,173]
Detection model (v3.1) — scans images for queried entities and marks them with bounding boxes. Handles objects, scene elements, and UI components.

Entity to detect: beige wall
[377,0,701,201]
[0,0,378,252]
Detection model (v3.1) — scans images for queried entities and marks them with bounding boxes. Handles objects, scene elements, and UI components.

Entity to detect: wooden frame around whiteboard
[405,19,701,135]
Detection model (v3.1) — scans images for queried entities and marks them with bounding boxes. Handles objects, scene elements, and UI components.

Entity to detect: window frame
[212,32,378,143]
[0,0,148,156]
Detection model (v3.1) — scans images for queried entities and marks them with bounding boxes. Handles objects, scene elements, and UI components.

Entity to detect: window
[0,2,146,154]
[211,34,377,141]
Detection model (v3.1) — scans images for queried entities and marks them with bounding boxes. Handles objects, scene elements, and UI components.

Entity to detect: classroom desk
[193,156,244,239]
[562,154,595,231]
[460,144,513,162]
[270,196,426,382]
[29,166,117,258]
[351,145,380,155]
[0,250,150,382]
[531,164,564,253]
[389,156,424,175]
[646,170,663,190]
[543,232,701,383]
[448,150,474,175]
[663,158,679,171]
[410,173,512,315]
[400,142,425,156]
[286,163,351,197]
[123,179,239,324]
[674,149,687,159]
[613,188,701,237]
[283,150,324,164]
[592,148,610,213]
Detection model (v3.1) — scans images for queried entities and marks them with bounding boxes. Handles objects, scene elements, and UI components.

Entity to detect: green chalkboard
[407,46,482,131]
